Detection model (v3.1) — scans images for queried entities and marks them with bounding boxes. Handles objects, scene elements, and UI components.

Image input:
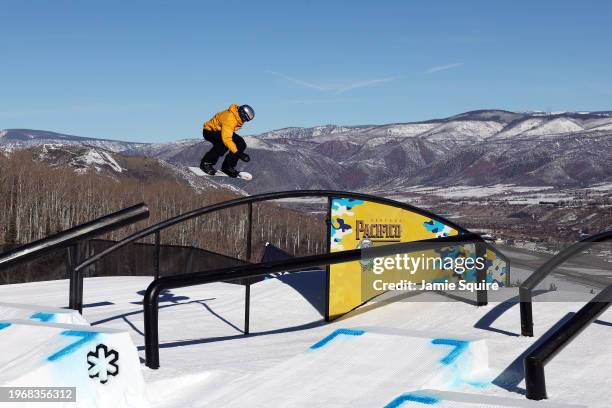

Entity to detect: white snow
[587,122,612,132]
[37,143,66,160]
[0,275,610,407]
[0,319,148,407]
[365,136,396,148]
[0,136,144,154]
[205,329,491,407]
[242,136,288,151]
[79,150,124,173]
[0,301,88,325]
[587,182,612,192]
[493,117,586,140]
[385,123,438,137]
[494,118,547,139]
[499,193,574,204]
[521,118,584,136]
[257,125,353,140]
[311,125,352,137]
[257,127,304,139]
[403,184,556,199]
[100,151,123,172]
[424,121,505,141]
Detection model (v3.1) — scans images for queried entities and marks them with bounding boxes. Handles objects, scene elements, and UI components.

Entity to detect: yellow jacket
[203,104,244,153]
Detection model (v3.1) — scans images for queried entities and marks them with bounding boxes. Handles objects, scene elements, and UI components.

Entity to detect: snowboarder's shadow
[131,289,190,305]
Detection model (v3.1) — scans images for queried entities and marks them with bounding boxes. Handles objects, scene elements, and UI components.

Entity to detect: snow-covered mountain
[3,110,611,193]
[0,129,144,152]
[23,144,231,193]
[121,110,611,192]
[257,124,366,140]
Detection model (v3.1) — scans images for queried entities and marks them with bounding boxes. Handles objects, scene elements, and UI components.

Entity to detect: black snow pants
[200,129,247,170]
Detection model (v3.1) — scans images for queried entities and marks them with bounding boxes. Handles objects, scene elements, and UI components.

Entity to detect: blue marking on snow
[466,379,491,388]
[385,393,440,407]
[48,330,98,361]
[30,312,55,322]
[431,338,469,365]
[0,322,11,331]
[310,328,366,350]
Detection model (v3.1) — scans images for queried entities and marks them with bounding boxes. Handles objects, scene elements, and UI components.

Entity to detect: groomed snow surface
[1,276,610,407]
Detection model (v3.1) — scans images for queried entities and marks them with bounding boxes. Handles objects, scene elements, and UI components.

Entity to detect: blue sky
[1,0,611,142]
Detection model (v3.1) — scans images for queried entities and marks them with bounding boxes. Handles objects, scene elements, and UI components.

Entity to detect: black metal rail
[143,233,486,369]
[0,203,149,311]
[74,190,487,323]
[524,283,612,400]
[74,190,507,321]
[75,190,473,274]
[519,230,612,337]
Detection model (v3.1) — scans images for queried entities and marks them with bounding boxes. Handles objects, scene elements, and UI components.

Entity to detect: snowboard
[188,166,253,181]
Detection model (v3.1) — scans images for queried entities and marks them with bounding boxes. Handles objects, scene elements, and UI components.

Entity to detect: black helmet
[238,104,255,122]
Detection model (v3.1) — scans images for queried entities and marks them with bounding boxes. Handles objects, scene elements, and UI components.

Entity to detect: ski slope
[1,276,610,407]
[0,319,147,407]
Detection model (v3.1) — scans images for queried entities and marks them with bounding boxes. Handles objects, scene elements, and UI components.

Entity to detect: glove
[238,152,250,162]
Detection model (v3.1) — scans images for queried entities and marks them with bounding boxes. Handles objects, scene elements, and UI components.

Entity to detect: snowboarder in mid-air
[199,103,255,178]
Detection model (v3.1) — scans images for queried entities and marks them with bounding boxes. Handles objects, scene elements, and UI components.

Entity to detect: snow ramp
[202,327,583,408]
[0,319,148,408]
[383,390,585,408]
[203,327,491,407]
[0,301,88,325]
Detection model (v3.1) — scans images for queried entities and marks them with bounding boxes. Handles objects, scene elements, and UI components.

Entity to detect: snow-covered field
[400,184,558,199]
[1,274,611,407]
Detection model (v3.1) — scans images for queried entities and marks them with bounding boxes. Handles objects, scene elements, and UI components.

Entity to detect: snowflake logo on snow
[87,344,119,384]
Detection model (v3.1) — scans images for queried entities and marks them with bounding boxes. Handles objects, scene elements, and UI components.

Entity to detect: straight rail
[520,230,612,336]
[143,233,486,368]
[0,203,149,312]
[525,284,612,400]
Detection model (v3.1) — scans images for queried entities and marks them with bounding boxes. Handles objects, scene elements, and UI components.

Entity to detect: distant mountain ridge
[2,110,611,193]
[0,129,144,152]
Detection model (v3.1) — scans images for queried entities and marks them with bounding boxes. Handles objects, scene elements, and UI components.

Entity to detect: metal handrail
[0,203,150,311]
[0,203,149,270]
[519,230,612,336]
[524,283,612,400]
[143,233,486,369]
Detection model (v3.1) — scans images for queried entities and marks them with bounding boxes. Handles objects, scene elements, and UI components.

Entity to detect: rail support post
[244,202,253,335]
[520,286,534,337]
[154,231,161,279]
[244,283,251,334]
[475,241,488,306]
[68,244,84,313]
[524,356,547,400]
[144,284,161,369]
[246,202,252,262]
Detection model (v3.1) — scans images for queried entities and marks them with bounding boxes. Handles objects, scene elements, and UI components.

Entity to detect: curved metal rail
[75,190,472,274]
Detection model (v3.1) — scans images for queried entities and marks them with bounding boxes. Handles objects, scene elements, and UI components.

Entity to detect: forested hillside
[0,151,326,265]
